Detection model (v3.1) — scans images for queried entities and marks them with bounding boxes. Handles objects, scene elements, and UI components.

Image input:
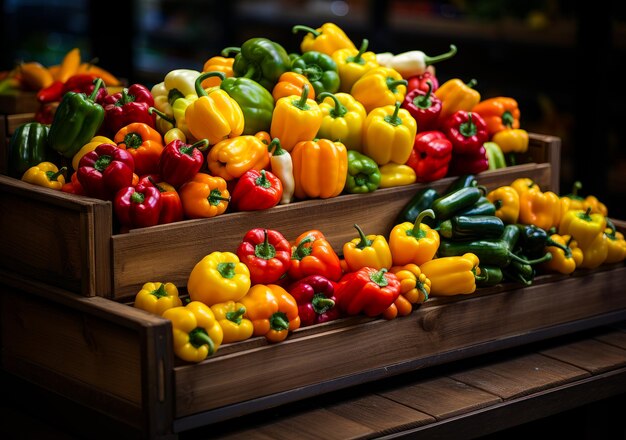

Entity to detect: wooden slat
[595,330,626,349]
[380,377,501,420]
[450,353,590,400]
[0,92,39,114]
[539,338,626,374]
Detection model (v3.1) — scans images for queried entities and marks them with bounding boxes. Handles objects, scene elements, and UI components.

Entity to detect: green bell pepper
[290,50,340,96]
[484,141,506,170]
[7,122,51,178]
[222,38,291,92]
[345,150,381,194]
[48,78,105,159]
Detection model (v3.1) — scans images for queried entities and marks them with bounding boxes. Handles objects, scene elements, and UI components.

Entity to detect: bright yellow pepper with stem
[133,282,183,316]
[420,253,480,297]
[486,185,520,224]
[540,234,582,275]
[206,135,270,181]
[604,222,626,264]
[162,301,224,363]
[559,208,608,269]
[316,91,366,151]
[362,101,417,166]
[343,223,393,272]
[492,128,529,154]
[210,300,254,344]
[270,84,323,152]
[187,251,251,306]
[518,186,561,231]
[350,66,407,113]
[292,23,356,56]
[378,163,416,188]
[382,264,431,320]
[511,177,537,195]
[22,162,66,190]
[332,39,379,93]
[434,78,481,126]
[291,138,348,199]
[389,209,440,266]
[201,56,234,88]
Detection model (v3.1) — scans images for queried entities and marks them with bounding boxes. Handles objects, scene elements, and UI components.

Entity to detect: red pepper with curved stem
[230,169,283,211]
[137,175,184,224]
[288,230,343,282]
[402,81,442,133]
[236,228,292,285]
[114,184,162,229]
[406,68,439,94]
[406,130,452,182]
[77,143,135,200]
[103,84,156,136]
[288,275,341,326]
[159,138,209,188]
[441,110,488,155]
[335,267,401,317]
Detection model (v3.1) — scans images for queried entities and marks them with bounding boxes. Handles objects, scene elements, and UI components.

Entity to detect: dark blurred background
[1,0,625,219]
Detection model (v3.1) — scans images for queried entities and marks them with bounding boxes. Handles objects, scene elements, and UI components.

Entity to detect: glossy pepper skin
[484,141,507,169]
[442,110,488,155]
[240,284,301,343]
[343,224,393,272]
[178,172,230,219]
[115,122,165,176]
[487,186,520,224]
[222,37,292,91]
[382,264,431,319]
[137,176,184,225]
[539,234,582,275]
[335,267,401,317]
[402,81,442,132]
[420,253,480,296]
[292,138,348,199]
[48,78,105,159]
[291,50,340,96]
[77,143,135,200]
[159,139,208,188]
[270,84,323,152]
[517,224,571,260]
[133,282,182,316]
[187,251,251,306]
[162,301,223,363]
[201,56,234,88]
[434,78,481,127]
[237,228,292,285]
[102,84,156,136]
[8,122,51,178]
[292,23,356,56]
[210,301,254,344]
[288,275,340,326]
[559,208,608,269]
[351,66,407,114]
[345,150,381,194]
[267,138,295,204]
[289,230,343,282]
[376,45,457,79]
[389,209,440,266]
[406,130,452,183]
[271,71,315,101]
[317,92,367,151]
[407,69,439,94]
[362,101,417,166]
[604,223,626,264]
[21,162,66,190]
[378,163,416,188]
[492,128,529,154]
[206,135,270,181]
[72,135,114,171]
[518,186,561,231]
[332,39,379,93]
[114,184,162,229]
[471,97,521,135]
[61,171,85,195]
[231,169,283,211]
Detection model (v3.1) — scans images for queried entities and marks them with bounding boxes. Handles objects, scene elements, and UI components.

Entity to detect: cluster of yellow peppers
[487,178,625,274]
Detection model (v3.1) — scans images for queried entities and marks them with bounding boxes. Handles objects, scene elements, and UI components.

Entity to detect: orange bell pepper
[471,97,521,135]
[240,284,301,343]
[115,122,164,175]
[434,78,481,126]
[201,56,234,88]
[271,71,315,102]
[206,135,270,181]
[291,138,348,199]
[289,229,343,282]
[270,84,322,152]
[518,186,561,231]
[178,172,230,219]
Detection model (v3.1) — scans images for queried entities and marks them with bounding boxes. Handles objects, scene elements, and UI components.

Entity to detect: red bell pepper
[402,81,442,133]
[236,228,292,285]
[137,175,184,224]
[406,130,452,183]
[441,110,488,155]
[62,74,108,103]
[288,230,343,282]
[37,80,65,103]
[406,69,439,94]
[77,143,135,200]
[103,84,156,136]
[158,139,209,188]
[335,267,401,317]
[230,169,283,211]
[288,275,341,326]
[447,145,489,176]
[114,184,162,229]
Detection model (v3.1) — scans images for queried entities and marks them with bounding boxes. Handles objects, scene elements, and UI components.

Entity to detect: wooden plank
[450,353,590,400]
[595,330,626,350]
[380,376,501,420]
[539,338,626,374]
[0,93,39,114]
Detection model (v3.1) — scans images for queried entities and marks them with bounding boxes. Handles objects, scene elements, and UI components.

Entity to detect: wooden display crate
[0,133,560,301]
[0,91,39,114]
[0,112,35,175]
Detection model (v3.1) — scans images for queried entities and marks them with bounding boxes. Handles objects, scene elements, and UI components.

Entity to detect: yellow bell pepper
[72,136,114,171]
[389,209,440,266]
[604,223,626,264]
[420,253,480,297]
[559,208,608,269]
[511,177,537,195]
[579,233,609,270]
[585,195,608,217]
[171,92,197,141]
[210,300,254,344]
[491,128,529,154]
[133,282,183,316]
[561,181,609,217]
[163,301,223,363]
[518,186,561,231]
[187,251,251,306]
[185,72,244,145]
[206,135,270,181]
[270,84,323,152]
[164,127,187,144]
[21,162,66,190]
[240,284,301,343]
[151,69,201,119]
[540,234,582,275]
[486,185,520,224]
[292,23,356,56]
[343,224,393,272]
[201,56,234,88]
[291,138,348,199]
[350,66,407,113]
[434,78,481,126]
[317,92,366,151]
[378,163,416,188]
[332,39,379,93]
[362,101,417,166]
[382,263,431,320]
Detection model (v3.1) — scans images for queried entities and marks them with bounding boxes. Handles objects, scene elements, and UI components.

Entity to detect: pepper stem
[217,262,236,279]
[466,79,478,89]
[424,44,457,65]
[254,229,277,260]
[269,311,290,331]
[88,78,103,101]
[46,166,67,182]
[386,78,408,93]
[369,268,389,287]
[221,47,241,57]
[353,224,372,249]
[149,107,175,125]
[459,112,477,138]
[311,294,335,314]
[188,328,215,355]
[151,283,169,298]
[346,39,369,65]
[292,84,311,111]
[292,24,320,38]
[317,92,347,118]
[268,138,286,156]
[570,181,583,198]
[508,251,552,266]
[292,236,314,260]
[413,80,433,109]
[502,110,514,128]
[408,209,435,239]
[225,307,245,324]
[148,177,165,193]
[255,170,272,189]
[195,72,225,97]
[546,237,572,258]
[208,188,230,206]
[384,101,403,126]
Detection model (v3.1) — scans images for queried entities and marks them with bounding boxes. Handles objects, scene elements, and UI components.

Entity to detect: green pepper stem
[255,170,272,189]
[292,84,311,111]
[225,307,245,324]
[208,188,230,206]
[409,209,435,239]
[384,101,403,126]
[424,44,457,65]
[353,224,372,249]
[292,24,320,37]
[570,181,583,198]
[254,229,277,260]
[188,328,215,355]
[386,78,408,93]
[459,112,477,138]
[292,236,314,260]
[221,47,240,57]
[149,107,175,125]
[502,110,514,128]
[546,237,572,258]
[369,268,389,287]
[268,138,286,156]
[46,166,67,182]
[217,262,236,279]
[151,283,168,298]
[317,92,347,118]
[195,72,225,97]
[88,78,103,102]
[416,280,429,301]
[168,88,186,106]
[466,79,478,89]
[311,294,335,314]
[508,251,552,266]
[269,311,290,331]
[147,176,166,193]
[413,80,433,110]
[346,39,369,65]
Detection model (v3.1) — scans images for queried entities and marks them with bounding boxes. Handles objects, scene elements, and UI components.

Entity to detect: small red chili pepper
[406,69,439,94]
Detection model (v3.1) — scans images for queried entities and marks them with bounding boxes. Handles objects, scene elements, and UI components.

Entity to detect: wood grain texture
[594,330,626,349]
[539,338,626,374]
[450,353,590,400]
